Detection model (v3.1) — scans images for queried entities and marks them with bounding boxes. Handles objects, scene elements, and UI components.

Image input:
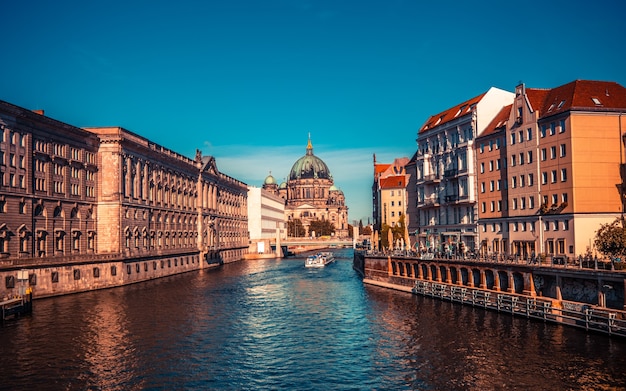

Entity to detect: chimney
[32,109,44,115]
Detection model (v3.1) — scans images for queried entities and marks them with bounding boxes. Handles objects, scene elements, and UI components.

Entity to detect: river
[1,248,625,390]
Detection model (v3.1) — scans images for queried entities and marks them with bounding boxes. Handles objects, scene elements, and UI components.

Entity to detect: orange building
[481,80,626,260]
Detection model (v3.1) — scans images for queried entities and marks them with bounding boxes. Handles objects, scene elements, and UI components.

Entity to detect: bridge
[281,238,356,248]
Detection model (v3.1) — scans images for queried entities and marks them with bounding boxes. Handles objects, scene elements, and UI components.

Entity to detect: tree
[287,219,305,237]
[308,219,335,237]
[594,218,626,261]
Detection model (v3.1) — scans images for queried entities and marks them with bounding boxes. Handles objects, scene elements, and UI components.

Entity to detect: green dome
[264,174,276,185]
[289,138,332,180]
[279,182,287,189]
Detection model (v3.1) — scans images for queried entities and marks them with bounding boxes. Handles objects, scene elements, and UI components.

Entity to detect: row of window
[481,219,570,233]
[33,139,95,163]
[481,193,568,213]
[478,120,566,154]
[4,256,198,288]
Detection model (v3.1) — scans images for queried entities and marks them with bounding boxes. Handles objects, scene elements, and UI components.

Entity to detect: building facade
[247,184,286,255]
[411,87,515,254]
[270,138,349,238]
[0,100,248,299]
[495,80,626,260]
[372,157,409,230]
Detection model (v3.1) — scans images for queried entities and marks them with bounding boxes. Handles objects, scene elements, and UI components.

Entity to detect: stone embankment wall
[354,251,626,337]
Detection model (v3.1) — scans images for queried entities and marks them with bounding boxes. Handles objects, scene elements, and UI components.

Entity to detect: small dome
[329,185,343,194]
[279,182,287,189]
[264,174,276,185]
[289,138,332,181]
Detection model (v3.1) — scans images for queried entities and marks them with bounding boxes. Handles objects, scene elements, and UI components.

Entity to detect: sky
[1,0,625,223]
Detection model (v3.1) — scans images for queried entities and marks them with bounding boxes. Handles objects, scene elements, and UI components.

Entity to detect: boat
[304,252,335,268]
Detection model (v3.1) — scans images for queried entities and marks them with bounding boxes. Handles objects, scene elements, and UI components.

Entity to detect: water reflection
[1,249,626,390]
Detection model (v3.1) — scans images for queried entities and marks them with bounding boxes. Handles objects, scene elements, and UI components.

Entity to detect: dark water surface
[1,248,626,390]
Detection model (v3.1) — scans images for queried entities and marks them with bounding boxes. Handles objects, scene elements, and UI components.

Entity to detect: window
[560,144,566,157]
[561,168,567,182]
[481,202,486,213]
[497,180,501,190]
[518,130,523,143]
[511,155,516,166]
[496,159,501,170]
[480,143,484,153]
[559,119,566,133]
[513,198,518,210]
[489,181,494,192]
[481,182,485,193]
[528,173,534,186]
[552,194,558,204]
[497,200,502,211]
[480,162,484,173]
[542,172,548,184]
[519,153,524,165]
[510,133,516,145]
[489,160,493,171]
[562,193,568,203]
[527,128,533,141]
[529,196,534,209]
[550,146,556,159]
[527,151,533,163]
[490,201,494,212]
[551,170,557,183]
[541,148,546,161]
[511,176,517,188]
[520,175,525,187]
[521,197,526,209]
[550,122,556,135]
[540,125,547,137]
[563,220,569,230]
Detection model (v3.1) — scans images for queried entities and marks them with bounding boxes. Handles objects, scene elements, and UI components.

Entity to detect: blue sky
[2,0,625,223]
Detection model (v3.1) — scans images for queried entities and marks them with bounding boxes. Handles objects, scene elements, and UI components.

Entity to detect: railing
[413,280,626,337]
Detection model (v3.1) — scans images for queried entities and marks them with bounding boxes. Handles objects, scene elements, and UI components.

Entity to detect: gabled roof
[478,104,512,139]
[525,88,550,113]
[380,175,406,189]
[375,163,391,176]
[419,92,486,134]
[539,80,626,118]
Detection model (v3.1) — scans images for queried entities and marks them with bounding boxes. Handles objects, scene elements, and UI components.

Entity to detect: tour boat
[304,252,335,268]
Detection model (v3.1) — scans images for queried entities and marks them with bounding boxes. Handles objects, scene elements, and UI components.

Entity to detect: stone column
[507,272,515,293]
[479,269,487,289]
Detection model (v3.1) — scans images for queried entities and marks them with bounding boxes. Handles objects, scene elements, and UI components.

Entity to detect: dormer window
[548,103,555,112]
[591,97,602,105]
[557,100,566,109]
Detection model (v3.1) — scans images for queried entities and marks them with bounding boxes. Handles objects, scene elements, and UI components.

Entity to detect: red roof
[479,104,512,138]
[380,175,406,189]
[419,92,486,134]
[539,80,626,117]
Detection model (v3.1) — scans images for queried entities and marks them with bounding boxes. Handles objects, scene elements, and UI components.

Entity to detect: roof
[380,175,406,189]
[478,104,512,139]
[539,80,626,118]
[419,92,486,134]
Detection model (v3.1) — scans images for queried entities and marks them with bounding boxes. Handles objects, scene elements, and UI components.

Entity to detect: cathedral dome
[264,173,276,185]
[289,138,332,180]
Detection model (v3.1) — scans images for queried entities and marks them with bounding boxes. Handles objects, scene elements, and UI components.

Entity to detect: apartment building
[502,80,626,259]
[412,87,514,253]
[373,157,409,231]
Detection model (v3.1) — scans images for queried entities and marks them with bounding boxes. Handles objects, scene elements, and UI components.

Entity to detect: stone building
[265,137,349,238]
[0,99,248,299]
[372,156,410,231]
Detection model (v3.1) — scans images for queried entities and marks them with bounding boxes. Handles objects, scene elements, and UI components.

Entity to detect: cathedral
[263,137,349,238]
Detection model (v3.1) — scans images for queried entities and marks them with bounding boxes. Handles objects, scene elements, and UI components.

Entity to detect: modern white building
[247,185,286,256]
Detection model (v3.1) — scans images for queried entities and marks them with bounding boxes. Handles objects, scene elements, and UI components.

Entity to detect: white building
[247,185,286,256]
[411,87,514,254]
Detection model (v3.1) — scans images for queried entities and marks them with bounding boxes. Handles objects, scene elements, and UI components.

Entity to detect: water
[1,248,626,390]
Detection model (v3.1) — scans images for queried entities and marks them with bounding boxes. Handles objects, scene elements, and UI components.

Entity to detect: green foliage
[308,219,335,237]
[594,218,626,259]
[287,219,305,237]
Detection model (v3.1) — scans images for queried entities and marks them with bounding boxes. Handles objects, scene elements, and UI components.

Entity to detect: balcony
[444,169,458,178]
[421,174,441,184]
